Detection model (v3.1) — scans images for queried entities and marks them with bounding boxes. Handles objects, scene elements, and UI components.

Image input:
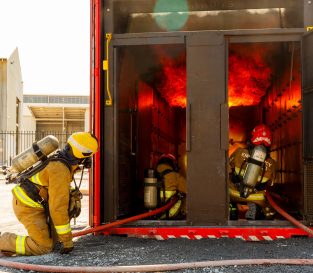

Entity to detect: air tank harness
[19,178,52,237]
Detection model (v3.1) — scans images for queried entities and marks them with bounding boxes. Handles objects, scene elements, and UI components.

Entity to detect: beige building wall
[0,48,23,131]
[20,104,36,131]
[0,58,8,131]
[85,108,90,131]
[22,95,89,134]
[0,48,23,164]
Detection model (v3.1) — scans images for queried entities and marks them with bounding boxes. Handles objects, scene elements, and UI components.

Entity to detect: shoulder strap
[158,169,174,180]
[20,153,71,182]
[49,156,72,172]
[17,160,50,181]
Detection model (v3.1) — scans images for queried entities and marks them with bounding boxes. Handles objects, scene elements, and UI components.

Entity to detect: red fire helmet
[157,153,178,170]
[251,124,272,147]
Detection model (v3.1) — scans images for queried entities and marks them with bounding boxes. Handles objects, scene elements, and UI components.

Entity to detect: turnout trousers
[0,196,54,256]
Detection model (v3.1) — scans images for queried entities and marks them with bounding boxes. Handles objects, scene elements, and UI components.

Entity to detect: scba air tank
[241,145,267,198]
[144,168,158,209]
[11,135,59,173]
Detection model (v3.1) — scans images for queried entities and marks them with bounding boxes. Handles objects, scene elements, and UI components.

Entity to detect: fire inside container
[228,42,302,219]
[116,44,187,218]
[115,40,303,223]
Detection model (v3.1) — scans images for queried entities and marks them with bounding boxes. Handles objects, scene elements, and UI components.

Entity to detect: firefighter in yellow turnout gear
[156,154,187,219]
[0,132,98,256]
[229,124,277,220]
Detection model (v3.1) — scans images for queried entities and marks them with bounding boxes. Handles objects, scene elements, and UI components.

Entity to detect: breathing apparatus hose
[265,191,313,237]
[73,196,179,238]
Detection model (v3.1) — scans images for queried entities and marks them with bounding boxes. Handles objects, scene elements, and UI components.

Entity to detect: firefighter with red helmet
[229,124,277,220]
[0,132,98,256]
[156,153,187,219]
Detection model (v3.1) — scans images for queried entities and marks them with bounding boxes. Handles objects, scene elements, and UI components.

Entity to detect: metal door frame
[103,28,306,224]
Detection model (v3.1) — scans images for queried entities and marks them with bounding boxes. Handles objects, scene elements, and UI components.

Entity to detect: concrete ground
[1,174,313,273]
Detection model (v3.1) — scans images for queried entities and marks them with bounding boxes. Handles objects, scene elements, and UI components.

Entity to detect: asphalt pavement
[1,175,313,273]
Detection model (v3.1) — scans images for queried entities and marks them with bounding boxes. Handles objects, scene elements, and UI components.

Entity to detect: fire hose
[1,194,313,272]
[2,258,313,273]
[265,191,313,237]
[73,195,178,237]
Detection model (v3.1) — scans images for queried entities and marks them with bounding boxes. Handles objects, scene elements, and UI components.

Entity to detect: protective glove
[177,191,186,200]
[230,172,242,186]
[68,188,82,219]
[60,240,74,254]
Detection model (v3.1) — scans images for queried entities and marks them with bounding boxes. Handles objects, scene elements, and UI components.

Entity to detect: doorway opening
[228,42,303,221]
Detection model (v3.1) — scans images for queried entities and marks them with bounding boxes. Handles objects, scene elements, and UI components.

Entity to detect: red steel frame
[91,0,101,227]
[90,0,313,240]
[106,227,312,241]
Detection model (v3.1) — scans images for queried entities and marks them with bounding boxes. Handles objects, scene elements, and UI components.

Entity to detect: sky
[0,0,90,95]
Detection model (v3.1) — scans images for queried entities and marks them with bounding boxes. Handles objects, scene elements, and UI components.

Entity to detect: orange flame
[228,49,272,107]
[157,47,273,108]
[158,57,186,108]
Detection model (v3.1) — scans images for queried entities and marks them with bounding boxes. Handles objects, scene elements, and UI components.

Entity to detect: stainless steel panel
[186,32,227,225]
[304,0,313,28]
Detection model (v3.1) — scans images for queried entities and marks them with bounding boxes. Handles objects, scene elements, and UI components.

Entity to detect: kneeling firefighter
[229,124,277,220]
[156,154,187,219]
[0,132,98,256]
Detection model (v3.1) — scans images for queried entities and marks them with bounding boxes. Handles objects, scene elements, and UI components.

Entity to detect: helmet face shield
[67,132,99,159]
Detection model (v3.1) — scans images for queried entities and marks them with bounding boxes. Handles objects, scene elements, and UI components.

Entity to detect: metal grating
[304,161,313,221]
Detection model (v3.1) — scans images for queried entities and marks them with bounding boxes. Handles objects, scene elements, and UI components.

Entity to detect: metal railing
[0,131,74,167]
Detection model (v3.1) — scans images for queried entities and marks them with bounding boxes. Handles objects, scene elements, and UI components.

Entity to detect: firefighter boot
[245,202,257,220]
[263,206,276,220]
[229,203,238,220]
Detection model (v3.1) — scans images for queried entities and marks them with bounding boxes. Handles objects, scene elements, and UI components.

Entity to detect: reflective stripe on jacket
[229,147,276,185]
[55,223,71,235]
[13,160,76,245]
[159,191,182,219]
[29,172,43,185]
[15,235,27,255]
[12,185,43,208]
[41,161,75,244]
[234,167,270,183]
[160,190,182,217]
[157,163,187,219]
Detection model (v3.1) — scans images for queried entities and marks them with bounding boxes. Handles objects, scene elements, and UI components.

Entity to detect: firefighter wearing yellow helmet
[0,132,98,256]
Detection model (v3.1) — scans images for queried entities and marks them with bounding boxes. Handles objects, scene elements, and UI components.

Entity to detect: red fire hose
[265,191,313,237]
[73,196,178,238]
[2,258,313,272]
[1,195,313,272]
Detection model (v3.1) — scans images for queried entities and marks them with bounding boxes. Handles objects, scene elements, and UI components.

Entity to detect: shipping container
[90,0,313,240]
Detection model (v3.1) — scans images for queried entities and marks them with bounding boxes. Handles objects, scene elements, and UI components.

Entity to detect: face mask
[81,157,92,169]
[58,145,81,165]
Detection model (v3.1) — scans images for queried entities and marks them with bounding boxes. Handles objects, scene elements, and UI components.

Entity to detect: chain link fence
[0,131,74,167]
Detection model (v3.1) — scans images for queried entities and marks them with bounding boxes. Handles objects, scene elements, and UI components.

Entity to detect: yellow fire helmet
[67,132,99,159]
